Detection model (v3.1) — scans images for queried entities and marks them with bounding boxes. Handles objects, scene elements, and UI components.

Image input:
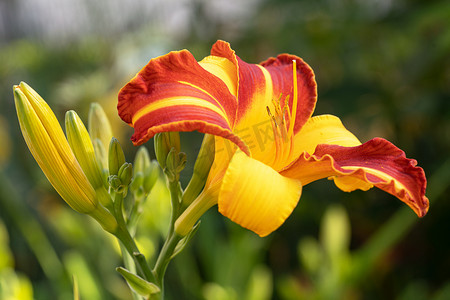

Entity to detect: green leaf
[116,267,160,297]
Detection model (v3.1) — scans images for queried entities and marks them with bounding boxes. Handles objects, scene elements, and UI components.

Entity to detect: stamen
[266,106,277,127]
[287,60,298,138]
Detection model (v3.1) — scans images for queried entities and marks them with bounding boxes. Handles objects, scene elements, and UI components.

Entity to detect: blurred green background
[1,0,449,299]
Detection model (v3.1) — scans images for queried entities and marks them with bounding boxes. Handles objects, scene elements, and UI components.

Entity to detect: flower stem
[111,191,155,283]
[151,180,184,295]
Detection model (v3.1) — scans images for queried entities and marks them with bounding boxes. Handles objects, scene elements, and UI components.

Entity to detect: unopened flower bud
[165,148,186,182]
[88,103,113,152]
[134,146,151,176]
[65,111,104,189]
[92,138,109,183]
[108,137,126,176]
[13,82,97,214]
[154,132,180,169]
[118,162,133,187]
[130,172,144,190]
[143,160,160,194]
[108,175,122,191]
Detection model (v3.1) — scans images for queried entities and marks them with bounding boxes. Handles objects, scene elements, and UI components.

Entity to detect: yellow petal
[284,115,361,168]
[218,151,302,237]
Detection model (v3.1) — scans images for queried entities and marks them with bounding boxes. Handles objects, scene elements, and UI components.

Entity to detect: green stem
[111,191,155,283]
[119,242,143,300]
[151,179,184,296]
[153,233,183,287]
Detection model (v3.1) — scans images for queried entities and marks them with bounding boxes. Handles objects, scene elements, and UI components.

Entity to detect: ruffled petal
[280,115,362,168]
[218,151,302,237]
[260,54,317,135]
[280,138,429,217]
[118,49,250,153]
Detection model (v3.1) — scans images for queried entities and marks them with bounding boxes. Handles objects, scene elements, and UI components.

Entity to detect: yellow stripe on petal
[218,151,302,237]
[199,55,238,97]
[132,96,230,126]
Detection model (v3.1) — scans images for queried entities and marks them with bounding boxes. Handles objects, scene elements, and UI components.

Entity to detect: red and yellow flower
[118,40,429,237]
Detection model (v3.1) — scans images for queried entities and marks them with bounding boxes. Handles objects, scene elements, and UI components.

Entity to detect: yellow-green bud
[143,160,160,194]
[165,148,186,182]
[13,82,98,214]
[134,146,151,176]
[65,110,104,190]
[108,175,122,191]
[182,134,215,206]
[154,132,180,169]
[92,138,109,184]
[108,137,126,176]
[88,103,113,152]
[130,172,144,193]
[118,162,133,187]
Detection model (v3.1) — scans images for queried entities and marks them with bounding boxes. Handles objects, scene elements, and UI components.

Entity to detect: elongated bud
[13,82,97,214]
[134,147,151,175]
[65,111,104,189]
[88,103,113,152]
[154,132,180,169]
[130,172,144,195]
[92,138,109,182]
[143,160,160,194]
[131,148,159,198]
[182,134,215,206]
[65,111,112,208]
[108,137,126,176]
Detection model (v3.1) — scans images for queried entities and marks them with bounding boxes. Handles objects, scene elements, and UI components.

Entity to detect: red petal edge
[281,137,429,217]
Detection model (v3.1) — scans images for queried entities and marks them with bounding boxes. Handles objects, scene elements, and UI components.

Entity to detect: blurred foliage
[1,0,449,299]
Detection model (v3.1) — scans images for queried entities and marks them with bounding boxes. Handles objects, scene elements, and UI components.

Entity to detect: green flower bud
[65,111,112,208]
[154,132,180,169]
[92,138,109,185]
[118,162,133,187]
[165,148,186,182]
[88,103,113,152]
[143,160,160,194]
[134,146,151,176]
[65,111,104,189]
[108,137,125,176]
[130,172,144,193]
[108,175,122,191]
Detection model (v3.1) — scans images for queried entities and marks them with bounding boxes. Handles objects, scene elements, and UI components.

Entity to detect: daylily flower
[118,40,429,237]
